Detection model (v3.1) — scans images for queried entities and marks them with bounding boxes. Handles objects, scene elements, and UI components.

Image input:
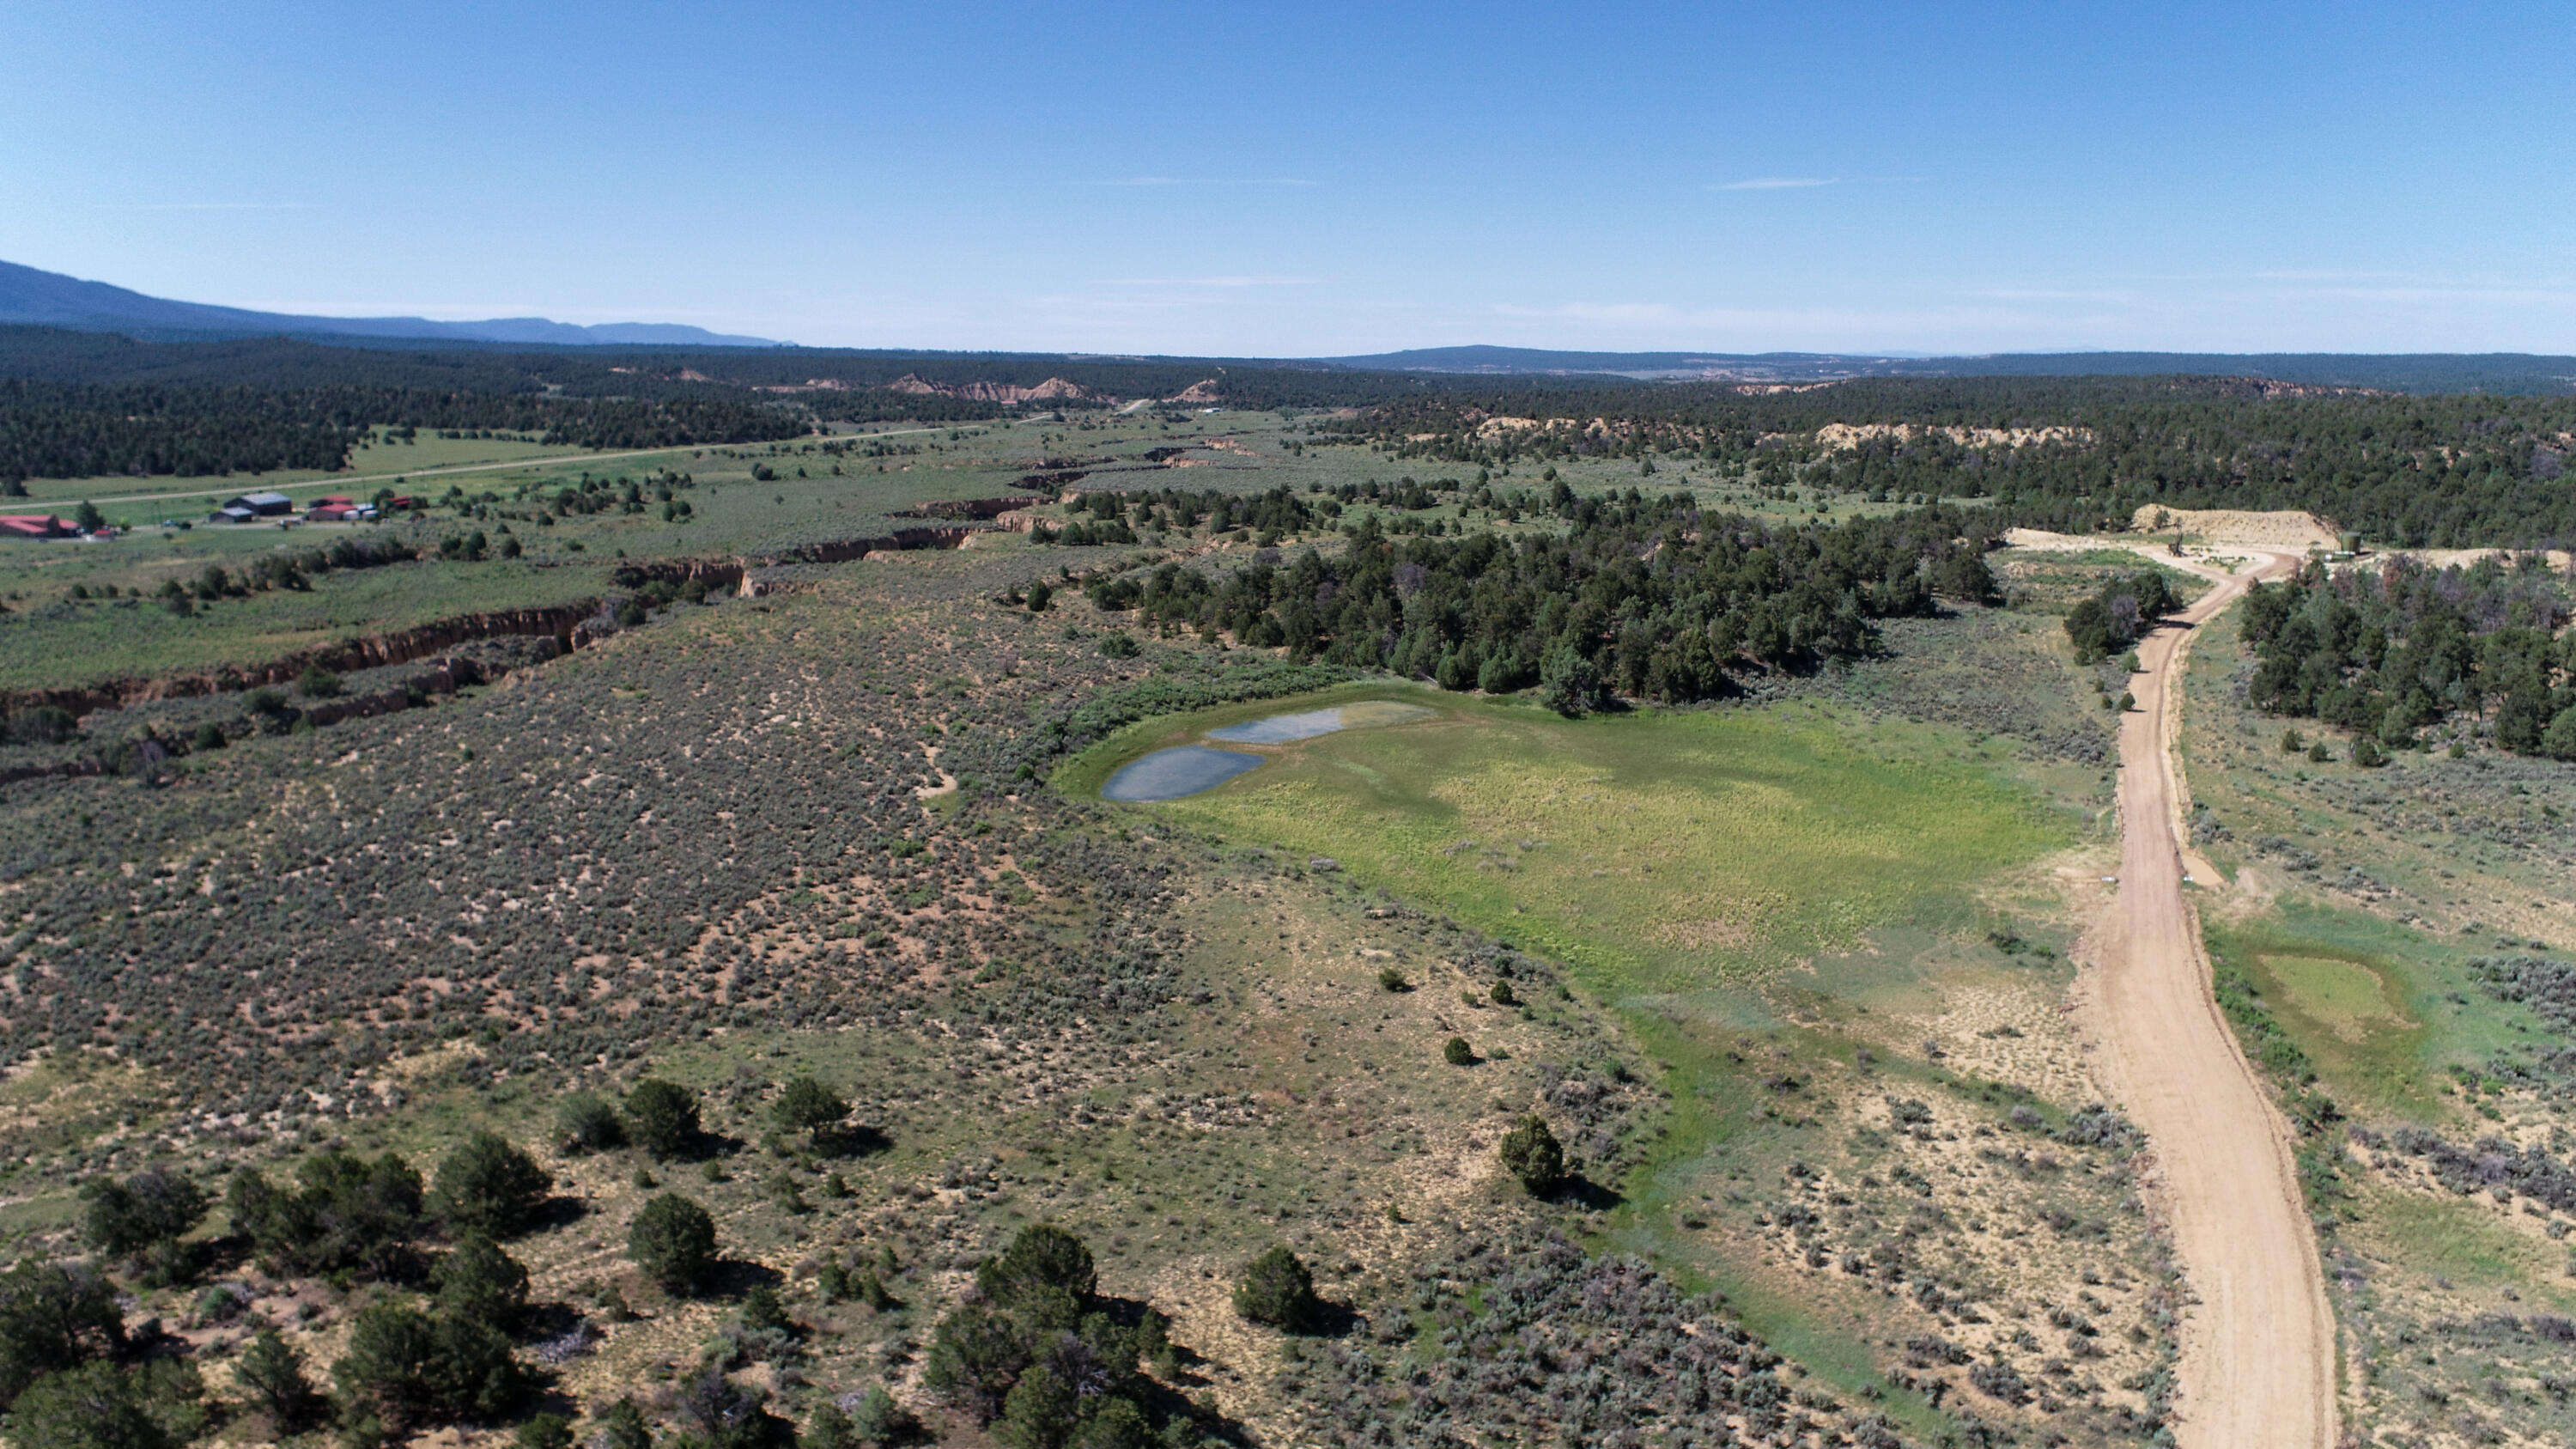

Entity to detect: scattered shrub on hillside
[233,1328,322,1431]
[926,1225,1186,1438]
[2064,572,2180,663]
[624,1079,702,1160]
[556,1092,626,1154]
[3,707,78,746]
[428,1131,553,1238]
[77,1169,208,1281]
[591,1398,653,1449]
[433,1232,532,1333]
[1232,1247,1322,1332]
[333,1299,526,1434]
[0,1260,125,1408]
[769,1076,849,1143]
[628,1193,720,1295]
[1498,1114,1565,1195]
[9,1359,206,1449]
[227,1151,425,1282]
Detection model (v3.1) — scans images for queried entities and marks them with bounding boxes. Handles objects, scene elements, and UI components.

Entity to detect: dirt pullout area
[2074,547,2338,1448]
[2125,507,2339,550]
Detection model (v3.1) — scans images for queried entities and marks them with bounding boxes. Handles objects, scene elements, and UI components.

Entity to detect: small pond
[1100,746,1263,802]
[1204,699,1436,743]
[1102,700,1439,801]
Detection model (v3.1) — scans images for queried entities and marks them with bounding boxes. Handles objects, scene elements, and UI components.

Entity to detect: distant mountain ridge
[0,259,780,348]
[8,259,2572,392]
[1321,344,1919,378]
[1324,344,2576,393]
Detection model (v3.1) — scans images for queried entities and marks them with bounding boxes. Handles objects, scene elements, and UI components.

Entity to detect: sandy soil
[2125,508,2339,550]
[1815,422,2092,450]
[2071,544,2341,1449]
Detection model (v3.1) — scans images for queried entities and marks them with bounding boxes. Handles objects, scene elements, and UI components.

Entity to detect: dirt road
[2077,548,2338,1449]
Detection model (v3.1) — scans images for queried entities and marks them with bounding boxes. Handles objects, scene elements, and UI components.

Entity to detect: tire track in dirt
[2074,547,2338,1449]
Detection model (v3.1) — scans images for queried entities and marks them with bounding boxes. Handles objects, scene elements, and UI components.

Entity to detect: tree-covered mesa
[1353,377,2576,548]
[1092,495,1996,709]
[0,379,807,482]
[2240,555,2576,758]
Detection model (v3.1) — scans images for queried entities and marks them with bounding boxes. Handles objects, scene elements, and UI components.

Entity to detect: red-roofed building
[0,515,70,540]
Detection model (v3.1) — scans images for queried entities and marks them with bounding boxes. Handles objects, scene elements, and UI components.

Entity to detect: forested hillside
[9,331,2576,550]
[1361,377,2576,547]
[0,327,1434,411]
[2240,556,2576,758]
[1070,484,1996,708]
[0,381,810,482]
[0,328,1443,478]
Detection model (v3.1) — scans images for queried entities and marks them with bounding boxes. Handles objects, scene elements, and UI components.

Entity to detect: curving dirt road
[2075,547,2338,1449]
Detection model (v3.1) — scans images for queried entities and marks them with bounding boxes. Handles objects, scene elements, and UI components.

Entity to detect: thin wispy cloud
[92,202,322,211]
[237,299,756,322]
[1089,176,1316,187]
[1716,177,1837,191]
[1975,287,2142,305]
[1482,298,2130,347]
[1097,275,1321,289]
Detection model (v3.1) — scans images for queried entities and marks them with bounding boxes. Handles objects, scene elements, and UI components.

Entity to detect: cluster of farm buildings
[0,490,422,541]
[208,491,417,523]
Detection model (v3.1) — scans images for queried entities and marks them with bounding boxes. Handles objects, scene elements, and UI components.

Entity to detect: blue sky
[4,1,2570,355]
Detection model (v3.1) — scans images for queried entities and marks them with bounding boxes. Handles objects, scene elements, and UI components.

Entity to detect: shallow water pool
[1204,701,1437,743]
[1102,699,1439,801]
[1100,745,1264,801]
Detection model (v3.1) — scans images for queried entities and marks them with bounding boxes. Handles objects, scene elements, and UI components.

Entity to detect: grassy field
[0,555,611,691]
[9,429,603,509]
[0,406,1959,699]
[1065,685,2198,1441]
[0,518,2196,1446]
[1067,685,2063,989]
[2205,906,2526,1123]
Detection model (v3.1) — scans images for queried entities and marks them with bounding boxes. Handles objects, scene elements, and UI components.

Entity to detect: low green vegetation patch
[1071,684,2101,1431]
[2208,905,2533,1124]
[2261,954,2412,1043]
[1079,687,2064,988]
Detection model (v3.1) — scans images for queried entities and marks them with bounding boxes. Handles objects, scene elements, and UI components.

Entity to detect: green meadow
[0,406,1938,698]
[1068,685,2078,1428]
[2207,895,2543,1125]
[1069,685,2064,991]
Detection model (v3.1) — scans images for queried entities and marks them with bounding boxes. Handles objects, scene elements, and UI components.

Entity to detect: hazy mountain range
[0,259,780,348]
[1318,344,2576,393]
[6,260,2573,393]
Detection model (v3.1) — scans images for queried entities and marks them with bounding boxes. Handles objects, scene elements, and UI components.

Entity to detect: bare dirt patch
[2126,507,2339,551]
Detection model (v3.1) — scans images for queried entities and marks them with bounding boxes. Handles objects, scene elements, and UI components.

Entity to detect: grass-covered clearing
[1071,685,2063,987]
[1071,686,2133,1434]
